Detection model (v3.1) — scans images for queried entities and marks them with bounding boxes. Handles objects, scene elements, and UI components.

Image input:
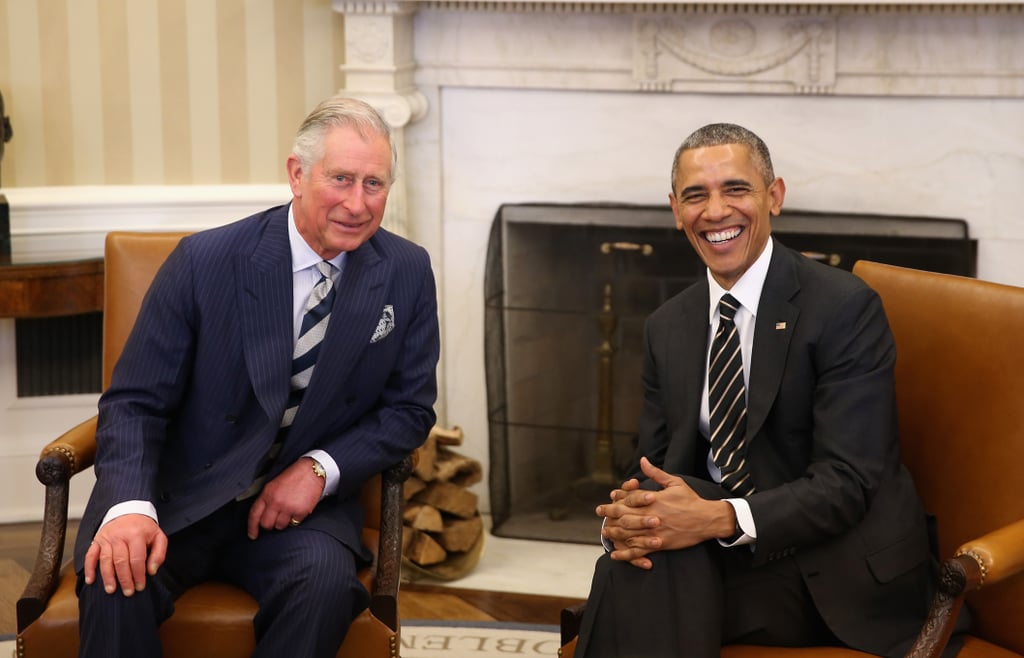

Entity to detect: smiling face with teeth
[669,141,785,290]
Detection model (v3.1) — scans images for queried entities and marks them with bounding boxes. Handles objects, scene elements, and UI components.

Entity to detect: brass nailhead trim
[955,549,989,587]
[47,445,77,474]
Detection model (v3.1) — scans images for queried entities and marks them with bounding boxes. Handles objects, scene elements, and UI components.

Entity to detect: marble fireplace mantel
[333,0,1024,244]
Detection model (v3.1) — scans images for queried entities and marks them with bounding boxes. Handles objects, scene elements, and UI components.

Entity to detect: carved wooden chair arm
[561,601,587,647]
[369,452,414,631]
[906,516,1024,658]
[17,415,100,632]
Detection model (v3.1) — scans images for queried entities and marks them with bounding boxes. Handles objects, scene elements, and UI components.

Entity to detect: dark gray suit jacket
[75,205,439,568]
[633,238,933,655]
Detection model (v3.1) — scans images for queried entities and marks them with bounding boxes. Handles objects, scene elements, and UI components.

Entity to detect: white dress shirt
[702,238,774,547]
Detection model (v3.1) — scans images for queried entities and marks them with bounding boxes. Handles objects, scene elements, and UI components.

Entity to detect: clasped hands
[596,456,736,570]
[83,457,326,597]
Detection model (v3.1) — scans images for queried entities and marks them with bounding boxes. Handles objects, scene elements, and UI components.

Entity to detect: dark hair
[670,123,774,193]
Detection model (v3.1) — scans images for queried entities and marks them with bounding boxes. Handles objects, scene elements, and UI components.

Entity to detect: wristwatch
[725,519,744,544]
[309,457,327,481]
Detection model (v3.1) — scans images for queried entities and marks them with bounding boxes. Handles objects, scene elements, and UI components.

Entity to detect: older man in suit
[574,123,960,657]
[74,96,439,657]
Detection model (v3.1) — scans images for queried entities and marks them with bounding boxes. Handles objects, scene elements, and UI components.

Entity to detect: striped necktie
[238,260,335,500]
[709,293,755,496]
[281,260,336,431]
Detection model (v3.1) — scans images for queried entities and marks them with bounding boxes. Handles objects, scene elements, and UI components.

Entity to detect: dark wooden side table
[0,253,103,318]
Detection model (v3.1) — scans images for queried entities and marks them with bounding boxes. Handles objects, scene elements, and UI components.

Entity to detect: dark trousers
[576,477,837,658]
[77,499,369,658]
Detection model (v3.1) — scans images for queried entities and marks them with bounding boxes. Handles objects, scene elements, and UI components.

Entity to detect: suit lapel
[237,213,294,426]
[661,284,709,473]
[747,242,800,439]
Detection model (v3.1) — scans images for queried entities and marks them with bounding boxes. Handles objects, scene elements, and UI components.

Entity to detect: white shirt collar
[287,204,346,274]
[706,237,773,323]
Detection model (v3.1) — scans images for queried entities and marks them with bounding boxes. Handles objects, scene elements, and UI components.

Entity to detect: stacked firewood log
[401,425,485,580]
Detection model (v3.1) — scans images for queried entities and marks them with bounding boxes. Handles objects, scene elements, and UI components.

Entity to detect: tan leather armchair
[560,261,1024,658]
[17,231,410,658]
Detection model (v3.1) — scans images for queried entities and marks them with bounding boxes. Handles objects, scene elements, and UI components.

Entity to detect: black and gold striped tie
[709,294,755,496]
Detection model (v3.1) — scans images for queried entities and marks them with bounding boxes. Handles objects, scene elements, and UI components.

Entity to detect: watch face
[312,460,327,478]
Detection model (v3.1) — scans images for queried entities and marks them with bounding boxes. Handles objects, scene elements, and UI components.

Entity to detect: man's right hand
[83,514,168,597]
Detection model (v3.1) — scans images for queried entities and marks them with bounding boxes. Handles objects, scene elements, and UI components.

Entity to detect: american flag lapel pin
[775,322,787,330]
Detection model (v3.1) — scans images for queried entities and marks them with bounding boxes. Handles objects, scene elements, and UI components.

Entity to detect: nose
[340,185,367,215]
[703,190,730,221]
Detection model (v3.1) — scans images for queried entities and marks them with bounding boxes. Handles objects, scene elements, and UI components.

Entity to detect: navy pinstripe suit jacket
[74,204,439,569]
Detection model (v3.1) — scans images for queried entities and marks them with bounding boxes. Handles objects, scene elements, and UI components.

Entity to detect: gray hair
[670,123,775,193]
[292,95,397,182]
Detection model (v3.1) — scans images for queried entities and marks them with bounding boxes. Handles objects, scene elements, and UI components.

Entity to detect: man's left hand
[597,457,735,569]
[247,457,326,539]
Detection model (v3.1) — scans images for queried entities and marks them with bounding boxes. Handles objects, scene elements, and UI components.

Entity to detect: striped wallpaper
[0,0,346,188]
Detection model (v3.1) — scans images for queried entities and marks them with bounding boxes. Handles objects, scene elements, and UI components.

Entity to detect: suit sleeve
[90,242,198,511]
[748,283,900,562]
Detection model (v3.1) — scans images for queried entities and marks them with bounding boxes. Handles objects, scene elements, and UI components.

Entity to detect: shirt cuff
[100,500,158,529]
[303,449,339,498]
[599,517,614,552]
[720,498,756,547]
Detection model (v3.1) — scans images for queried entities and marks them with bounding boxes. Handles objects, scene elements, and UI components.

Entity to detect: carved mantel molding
[336,0,1024,98]
[410,1,1024,13]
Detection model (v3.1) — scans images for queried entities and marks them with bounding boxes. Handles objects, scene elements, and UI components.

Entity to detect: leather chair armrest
[905,517,1024,658]
[17,415,99,632]
[369,453,414,631]
[38,415,99,482]
[955,516,1024,587]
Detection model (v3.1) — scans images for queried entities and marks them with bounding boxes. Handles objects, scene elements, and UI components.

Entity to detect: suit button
[159,492,171,502]
[225,414,238,424]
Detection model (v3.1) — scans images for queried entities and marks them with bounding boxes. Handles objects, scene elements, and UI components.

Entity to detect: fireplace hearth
[485,202,975,544]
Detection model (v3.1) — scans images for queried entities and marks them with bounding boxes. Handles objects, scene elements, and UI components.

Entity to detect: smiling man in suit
[75,96,439,658]
[574,123,962,657]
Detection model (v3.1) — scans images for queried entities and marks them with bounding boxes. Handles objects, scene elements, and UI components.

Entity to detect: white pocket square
[370,305,395,343]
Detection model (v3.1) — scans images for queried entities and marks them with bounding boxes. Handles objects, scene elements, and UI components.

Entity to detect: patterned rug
[402,621,560,657]
[0,623,562,657]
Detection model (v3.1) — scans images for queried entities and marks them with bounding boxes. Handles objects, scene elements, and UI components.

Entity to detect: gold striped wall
[0,0,346,188]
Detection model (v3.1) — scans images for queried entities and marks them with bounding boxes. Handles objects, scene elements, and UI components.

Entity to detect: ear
[668,192,684,230]
[768,177,786,216]
[286,154,304,197]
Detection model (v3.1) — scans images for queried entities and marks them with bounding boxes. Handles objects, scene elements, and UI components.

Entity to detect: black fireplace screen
[484,202,975,544]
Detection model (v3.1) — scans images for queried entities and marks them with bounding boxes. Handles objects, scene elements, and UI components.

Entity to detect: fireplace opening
[484,202,975,545]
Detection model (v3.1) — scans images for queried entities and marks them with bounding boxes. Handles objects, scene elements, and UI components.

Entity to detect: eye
[724,184,752,196]
[364,178,387,194]
[680,192,707,205]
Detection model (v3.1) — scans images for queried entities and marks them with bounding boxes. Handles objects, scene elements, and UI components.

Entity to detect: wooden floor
[0,521,583,636]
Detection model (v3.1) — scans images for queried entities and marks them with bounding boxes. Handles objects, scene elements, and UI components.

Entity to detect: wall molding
[4,184,292,259]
